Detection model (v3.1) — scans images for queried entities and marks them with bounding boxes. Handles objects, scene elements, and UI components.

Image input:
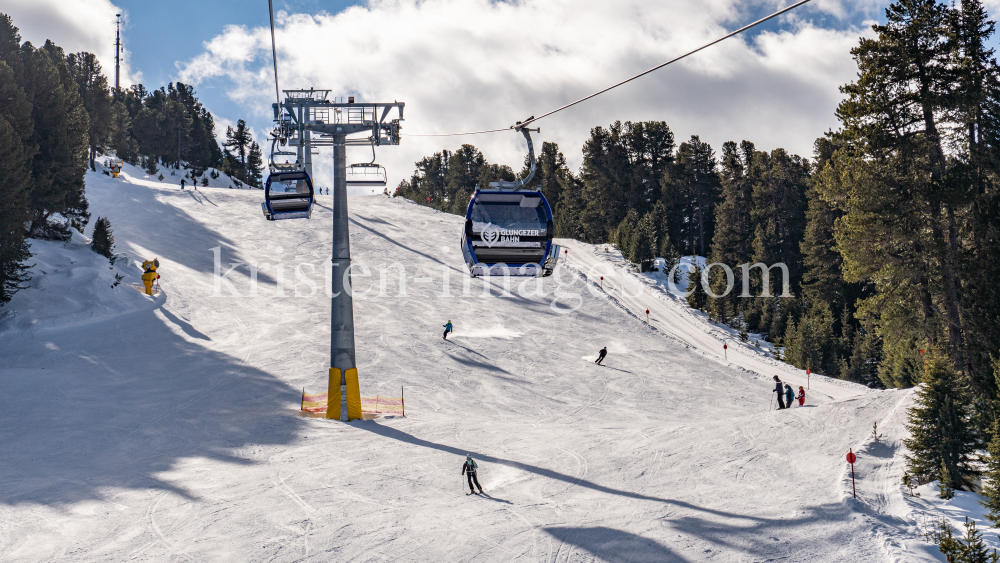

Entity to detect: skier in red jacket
[797,386,806,406]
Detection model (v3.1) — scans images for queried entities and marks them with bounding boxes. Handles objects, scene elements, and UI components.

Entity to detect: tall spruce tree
[630,212,657,272]
[554,171,586,240]
[66,52,113,171]
[223,119,252,182]
[904,352,979,490]
[687,264,708,311]
[708,140,755,323]
[824,0,971,381]
[247,141,264,189]
[90,216,114,260]
[951,0,1000,399]
[613,209,639,261]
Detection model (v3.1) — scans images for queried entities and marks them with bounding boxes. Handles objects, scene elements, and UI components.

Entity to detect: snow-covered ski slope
[0,163,944,562]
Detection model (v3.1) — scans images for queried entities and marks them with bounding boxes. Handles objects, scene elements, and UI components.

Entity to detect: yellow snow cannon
[141,259,160,295]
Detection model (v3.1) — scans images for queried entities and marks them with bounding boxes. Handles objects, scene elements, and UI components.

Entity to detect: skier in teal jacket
[462,454,483,494]
[443,320,453,340]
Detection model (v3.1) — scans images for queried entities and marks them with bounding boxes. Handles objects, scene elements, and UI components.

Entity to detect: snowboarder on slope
[462,454,483,494]
[784,383,794,409]
[797,386,806,406]
[180,178,186,190]
[773,376,786,409]
[443,320,453,340]
[595,347,607,365]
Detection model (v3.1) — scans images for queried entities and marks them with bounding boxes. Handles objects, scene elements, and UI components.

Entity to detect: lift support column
[327,134,360,421]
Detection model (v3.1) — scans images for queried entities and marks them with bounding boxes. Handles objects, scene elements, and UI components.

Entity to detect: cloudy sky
[8,0,997,191]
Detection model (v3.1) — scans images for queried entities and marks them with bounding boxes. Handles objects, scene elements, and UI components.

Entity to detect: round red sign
[846,451,856,464]
[723,344,728,350]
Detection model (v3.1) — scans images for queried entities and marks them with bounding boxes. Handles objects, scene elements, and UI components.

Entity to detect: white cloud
[2,0,139,86]
[178,0,879,190]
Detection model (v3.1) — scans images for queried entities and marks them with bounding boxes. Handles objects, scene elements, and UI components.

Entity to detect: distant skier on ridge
[773,375,786,409]
[443,320,453,340]
[595,347,607,365]
[462,454,483,495]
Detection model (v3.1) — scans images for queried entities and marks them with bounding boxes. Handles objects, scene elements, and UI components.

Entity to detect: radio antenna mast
[114,14,121,91]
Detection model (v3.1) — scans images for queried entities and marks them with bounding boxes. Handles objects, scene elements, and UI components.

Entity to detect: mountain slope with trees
[0,11,265,306]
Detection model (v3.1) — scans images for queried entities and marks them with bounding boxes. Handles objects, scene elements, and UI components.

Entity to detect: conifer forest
[0,13,262,306]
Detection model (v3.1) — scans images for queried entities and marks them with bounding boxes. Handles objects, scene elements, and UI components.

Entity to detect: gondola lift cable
[268,0,281,108]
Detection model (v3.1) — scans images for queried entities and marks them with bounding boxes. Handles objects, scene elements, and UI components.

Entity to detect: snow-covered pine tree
[686,264,708,311]
[903,351,979,492]
[247,141,264,189]
[90,217,114,260]
[659,235,681,278]
[933,519,962,561]
[630,213,656,272]
[980,421,1000,526]
[613,210,638,264]
[959,517,994,563]
[940,461,955,499]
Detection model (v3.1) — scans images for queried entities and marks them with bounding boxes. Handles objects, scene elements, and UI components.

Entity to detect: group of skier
[772,375,805,409]
[451,340,807,497]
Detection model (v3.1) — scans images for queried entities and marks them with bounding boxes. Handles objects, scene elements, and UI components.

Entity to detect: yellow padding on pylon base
[345,368,362,420]
[326,368,342,420]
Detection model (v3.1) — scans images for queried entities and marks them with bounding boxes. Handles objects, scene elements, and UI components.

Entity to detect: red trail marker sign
[847,449,857,498]
[723,343,728,360]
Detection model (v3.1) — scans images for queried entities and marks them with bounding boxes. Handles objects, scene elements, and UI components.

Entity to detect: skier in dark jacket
[784,383,794,409]
[773,375,786,409]
[595,347,607,365]
[462,454,483,494]
[443,320,453,340]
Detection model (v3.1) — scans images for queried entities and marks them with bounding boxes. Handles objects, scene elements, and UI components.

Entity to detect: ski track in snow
[0,160,947,561]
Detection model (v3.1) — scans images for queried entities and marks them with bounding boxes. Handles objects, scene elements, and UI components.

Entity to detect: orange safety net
[302,391,328,413]
[300,391,403,415]
[361,396,404,415]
